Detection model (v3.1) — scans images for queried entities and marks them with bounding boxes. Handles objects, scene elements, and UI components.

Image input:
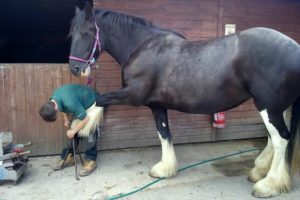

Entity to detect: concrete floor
[1,138,300,200]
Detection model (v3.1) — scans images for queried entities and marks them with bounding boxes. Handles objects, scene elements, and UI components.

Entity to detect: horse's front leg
[148,106,177,178]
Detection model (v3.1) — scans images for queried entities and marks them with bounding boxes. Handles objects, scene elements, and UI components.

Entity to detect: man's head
[39,101,57,122]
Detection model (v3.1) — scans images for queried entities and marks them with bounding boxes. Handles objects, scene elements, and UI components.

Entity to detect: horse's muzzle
[80,66,91,77]
[70,66,81,76]
[69,61,82,77]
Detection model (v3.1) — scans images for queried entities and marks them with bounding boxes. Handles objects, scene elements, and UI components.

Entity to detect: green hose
[106,148,261,200]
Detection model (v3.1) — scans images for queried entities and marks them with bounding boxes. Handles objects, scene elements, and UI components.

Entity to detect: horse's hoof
[148,171,164,179]
[149,161,177,178]
[248,174,262,183]
[251,190,275,199]
[252,177,291,198]
[248,176,257,183]
[252,183,278,198]
[248,168,264,183]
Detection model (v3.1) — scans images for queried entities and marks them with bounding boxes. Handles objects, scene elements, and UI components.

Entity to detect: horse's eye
[81,33,89,38]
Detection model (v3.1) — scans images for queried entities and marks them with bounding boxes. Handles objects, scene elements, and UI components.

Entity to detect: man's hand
[66,129,76,139]
[64,120,70,128]
[62,113,70,128]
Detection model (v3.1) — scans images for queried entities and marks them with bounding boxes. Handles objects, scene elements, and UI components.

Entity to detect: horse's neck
[102,23,156,66]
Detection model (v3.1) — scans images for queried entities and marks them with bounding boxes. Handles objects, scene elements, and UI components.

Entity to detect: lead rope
[87,76,93,87]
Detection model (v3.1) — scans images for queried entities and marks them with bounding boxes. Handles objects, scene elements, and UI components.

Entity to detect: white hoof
[149,161,177,178]
[252,176,291,198]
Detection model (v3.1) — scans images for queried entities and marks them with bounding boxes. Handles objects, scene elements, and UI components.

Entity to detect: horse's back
[238,27,300,59]
[237,27,300,75]
[240,27,298,45]
[235,27,300,110]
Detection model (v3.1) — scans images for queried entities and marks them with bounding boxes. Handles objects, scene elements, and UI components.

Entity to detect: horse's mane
[101,10,154,28]
[101,10,186,38]
[69,8,185,39]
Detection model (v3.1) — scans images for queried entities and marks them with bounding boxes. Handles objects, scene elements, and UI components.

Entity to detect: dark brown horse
[68,4,300,198]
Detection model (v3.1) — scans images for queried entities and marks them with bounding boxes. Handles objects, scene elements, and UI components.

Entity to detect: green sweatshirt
[50,84,98,120]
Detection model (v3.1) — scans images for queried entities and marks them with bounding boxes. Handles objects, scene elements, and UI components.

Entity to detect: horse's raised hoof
[251,177,291,198]
[148,161,177,178]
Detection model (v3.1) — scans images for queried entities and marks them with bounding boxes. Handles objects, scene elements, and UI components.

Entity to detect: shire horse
[68,4,300,198]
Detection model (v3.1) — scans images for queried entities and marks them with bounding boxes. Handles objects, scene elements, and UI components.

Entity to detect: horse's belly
[167,97,249,114]
[153,82,250,114]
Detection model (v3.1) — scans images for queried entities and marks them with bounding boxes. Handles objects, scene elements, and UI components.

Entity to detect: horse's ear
[75,6,81,16]
[84,2,93,20]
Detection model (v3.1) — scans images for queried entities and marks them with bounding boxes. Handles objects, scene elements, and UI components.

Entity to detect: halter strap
[69,21,102,67]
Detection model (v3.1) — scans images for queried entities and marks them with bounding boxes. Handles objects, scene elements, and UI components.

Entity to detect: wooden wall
[1,0,300,155]
[221,0,300,41]
[0,64,91,155]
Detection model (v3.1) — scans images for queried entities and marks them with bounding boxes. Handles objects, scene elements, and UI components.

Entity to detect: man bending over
[39,84,103,176]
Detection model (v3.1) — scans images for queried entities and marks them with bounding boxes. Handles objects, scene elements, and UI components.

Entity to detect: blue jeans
[61,129,98,161]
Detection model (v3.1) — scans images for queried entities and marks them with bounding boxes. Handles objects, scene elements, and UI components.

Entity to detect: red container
[213,112,225,128]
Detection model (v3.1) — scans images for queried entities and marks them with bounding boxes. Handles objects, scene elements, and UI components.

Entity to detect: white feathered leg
[149,132,177,178]
[252,110,291,198]
[249,137,273,182]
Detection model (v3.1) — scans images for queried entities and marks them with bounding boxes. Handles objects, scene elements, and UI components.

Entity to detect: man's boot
[79,160,97,176]
[53,153,75,170]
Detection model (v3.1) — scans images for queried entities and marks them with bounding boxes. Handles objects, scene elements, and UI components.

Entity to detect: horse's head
[69,3,101,77]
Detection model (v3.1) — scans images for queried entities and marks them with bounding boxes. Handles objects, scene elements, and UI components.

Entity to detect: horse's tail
[288,97,300,175]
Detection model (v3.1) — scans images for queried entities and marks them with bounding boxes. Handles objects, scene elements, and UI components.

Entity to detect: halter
[69,22,102,71]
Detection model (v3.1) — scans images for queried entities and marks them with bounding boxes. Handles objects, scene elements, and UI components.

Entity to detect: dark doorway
[0,0,92,63]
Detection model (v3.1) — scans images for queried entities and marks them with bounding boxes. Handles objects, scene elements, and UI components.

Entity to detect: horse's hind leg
[249,106,292,182]
[148,106,177,178]
[252,109,291,198]
[248,136,273,183]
